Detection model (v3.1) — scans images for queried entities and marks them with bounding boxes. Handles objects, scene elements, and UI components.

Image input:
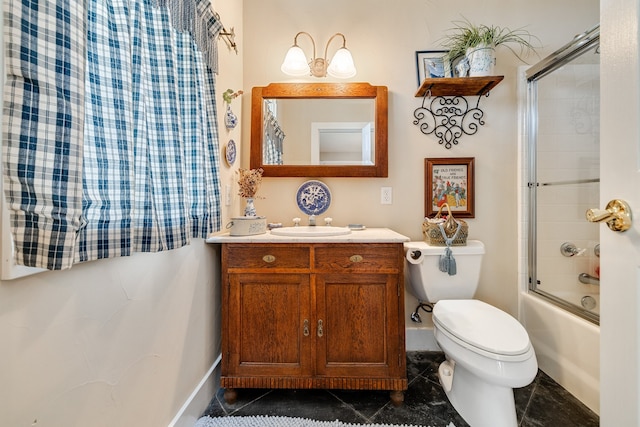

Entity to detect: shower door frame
[525,24,600,325]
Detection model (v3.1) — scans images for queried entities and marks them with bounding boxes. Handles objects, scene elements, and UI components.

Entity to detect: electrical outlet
[381,187,392,205]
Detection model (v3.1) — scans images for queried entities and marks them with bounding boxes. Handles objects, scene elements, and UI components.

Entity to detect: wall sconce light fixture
[281,32,357,78]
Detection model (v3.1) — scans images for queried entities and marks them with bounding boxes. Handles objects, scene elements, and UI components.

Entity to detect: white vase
[466,45,496,77]
[244,197,256,217]
[225,105,238,129]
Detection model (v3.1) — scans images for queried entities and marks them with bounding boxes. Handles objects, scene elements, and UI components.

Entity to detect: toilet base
[439,358,518,427]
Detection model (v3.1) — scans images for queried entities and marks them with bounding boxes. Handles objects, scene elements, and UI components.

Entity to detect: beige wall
[0,1,243,427]
[0,244,221,427]
[0,1,601,426]
[241,0,598,322]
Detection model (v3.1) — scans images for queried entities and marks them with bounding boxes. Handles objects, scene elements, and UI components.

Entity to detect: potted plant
[222,88,243,129]
[440,18,540,77]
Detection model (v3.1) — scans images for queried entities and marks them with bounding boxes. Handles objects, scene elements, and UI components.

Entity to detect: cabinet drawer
[314,244,401,272]
[225,245,310,269]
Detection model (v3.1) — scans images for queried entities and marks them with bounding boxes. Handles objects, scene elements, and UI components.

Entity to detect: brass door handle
[303,319,310,337]
[586,199,632,232]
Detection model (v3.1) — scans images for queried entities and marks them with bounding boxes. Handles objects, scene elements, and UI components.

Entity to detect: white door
[600,0,640,424]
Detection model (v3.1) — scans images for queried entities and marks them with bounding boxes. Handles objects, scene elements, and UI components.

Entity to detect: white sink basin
[270,226,352,237]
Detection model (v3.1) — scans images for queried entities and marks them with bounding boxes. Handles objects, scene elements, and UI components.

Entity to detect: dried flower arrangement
[237,168,264,199]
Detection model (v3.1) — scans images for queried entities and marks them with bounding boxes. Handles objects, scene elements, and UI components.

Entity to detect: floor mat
[194,415,456,427]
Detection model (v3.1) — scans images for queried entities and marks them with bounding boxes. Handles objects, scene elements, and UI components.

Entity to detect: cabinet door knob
[317,319,324,337]
[349,255,363,263]
[303,319,310,337]
[262,254,276,263]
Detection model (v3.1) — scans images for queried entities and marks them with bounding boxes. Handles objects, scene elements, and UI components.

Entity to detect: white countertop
[205,227,410,244]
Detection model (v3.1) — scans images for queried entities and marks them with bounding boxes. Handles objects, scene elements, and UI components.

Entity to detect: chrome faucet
[579,273,600,286]
[309,215,316,226]
[560,242,586,257]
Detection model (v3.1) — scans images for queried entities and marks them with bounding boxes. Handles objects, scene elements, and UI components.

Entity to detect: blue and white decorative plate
[296,180,331,215]
[225,139,236,166]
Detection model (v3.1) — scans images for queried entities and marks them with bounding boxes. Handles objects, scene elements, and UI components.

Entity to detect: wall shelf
[414,76,504,98]
[413,76,504,149]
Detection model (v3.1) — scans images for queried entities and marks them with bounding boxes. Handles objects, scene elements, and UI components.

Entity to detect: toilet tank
[404,240,485,303]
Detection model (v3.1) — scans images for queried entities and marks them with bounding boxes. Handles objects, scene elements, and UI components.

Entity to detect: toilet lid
[433,300,531,356]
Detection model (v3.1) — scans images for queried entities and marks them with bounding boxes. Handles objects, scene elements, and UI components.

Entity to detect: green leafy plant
[440,18,540,63]
[223,89,243,104]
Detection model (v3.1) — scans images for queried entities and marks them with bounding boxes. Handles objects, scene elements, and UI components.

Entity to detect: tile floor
[202,351,599,427]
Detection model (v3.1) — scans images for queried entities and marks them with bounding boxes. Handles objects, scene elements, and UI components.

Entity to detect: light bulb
[327,48,356,78]
[281,46,310,76]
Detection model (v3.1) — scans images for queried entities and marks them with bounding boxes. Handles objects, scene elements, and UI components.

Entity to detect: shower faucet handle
[560,242,586,257]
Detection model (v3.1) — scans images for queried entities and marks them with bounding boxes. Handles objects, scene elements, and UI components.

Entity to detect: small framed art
[425,157,475,218]
[415,50,451,87]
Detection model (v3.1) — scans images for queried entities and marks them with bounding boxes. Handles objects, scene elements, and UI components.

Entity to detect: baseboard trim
[405,326,439,351]
[168,354,222,427]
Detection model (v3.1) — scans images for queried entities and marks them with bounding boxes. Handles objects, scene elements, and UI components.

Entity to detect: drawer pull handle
[317,319,324,337]
[350,255,363,263]
[262,254,276,263]
[303,319,310,337]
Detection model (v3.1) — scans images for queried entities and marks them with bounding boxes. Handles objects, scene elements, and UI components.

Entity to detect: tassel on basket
[438,223,460,276]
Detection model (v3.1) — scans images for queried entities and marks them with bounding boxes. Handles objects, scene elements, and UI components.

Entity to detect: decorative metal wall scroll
[413,92,489,149]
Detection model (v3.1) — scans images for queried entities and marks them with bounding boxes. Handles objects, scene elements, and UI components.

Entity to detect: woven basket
[422,203,468,246]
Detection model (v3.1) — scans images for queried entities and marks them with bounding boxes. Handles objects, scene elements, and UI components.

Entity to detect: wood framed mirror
[250,82,388,177]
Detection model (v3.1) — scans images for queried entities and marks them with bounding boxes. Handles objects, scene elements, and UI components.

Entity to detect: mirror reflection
[250,83,388,177]
[263,98,375,166]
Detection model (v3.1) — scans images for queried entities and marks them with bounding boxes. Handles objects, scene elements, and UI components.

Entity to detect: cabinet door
[226,273,313,377]
[315,273,404,379]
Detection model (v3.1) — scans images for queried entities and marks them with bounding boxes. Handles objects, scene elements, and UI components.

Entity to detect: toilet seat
[433,299,532,361]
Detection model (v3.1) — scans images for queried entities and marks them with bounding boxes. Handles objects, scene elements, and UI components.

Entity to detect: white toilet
[404,240,537,427]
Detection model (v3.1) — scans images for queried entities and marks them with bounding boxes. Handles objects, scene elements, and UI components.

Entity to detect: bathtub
[520,291,600,414]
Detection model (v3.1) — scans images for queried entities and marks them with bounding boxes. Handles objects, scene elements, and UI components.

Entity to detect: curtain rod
[214,12,238,54]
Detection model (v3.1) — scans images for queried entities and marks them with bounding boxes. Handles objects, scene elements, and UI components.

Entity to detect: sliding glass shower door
[526,25,600,324]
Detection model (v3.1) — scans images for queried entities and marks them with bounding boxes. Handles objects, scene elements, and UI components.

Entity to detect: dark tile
[406,351,445,386]
[514,371,538,420]
[520,372,599,427]
[231,388,366,424]
[372,375,469,427]
[203,387,272,417]
[201,352,599,427]
[202,393,226,417]
[328,389,394,420]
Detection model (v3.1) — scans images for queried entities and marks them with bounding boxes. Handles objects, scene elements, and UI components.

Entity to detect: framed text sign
[425,157,475,218]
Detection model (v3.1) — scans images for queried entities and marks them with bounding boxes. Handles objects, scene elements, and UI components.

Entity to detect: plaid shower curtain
[3,0,222,269]
[3,0,86,270]
[264,102,285,165]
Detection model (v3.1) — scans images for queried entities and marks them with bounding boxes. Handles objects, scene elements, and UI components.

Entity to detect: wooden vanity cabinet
[221,242,407,405]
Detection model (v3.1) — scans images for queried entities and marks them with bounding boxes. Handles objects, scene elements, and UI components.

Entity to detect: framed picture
[425,157,475,218]
[416,50,451,87]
